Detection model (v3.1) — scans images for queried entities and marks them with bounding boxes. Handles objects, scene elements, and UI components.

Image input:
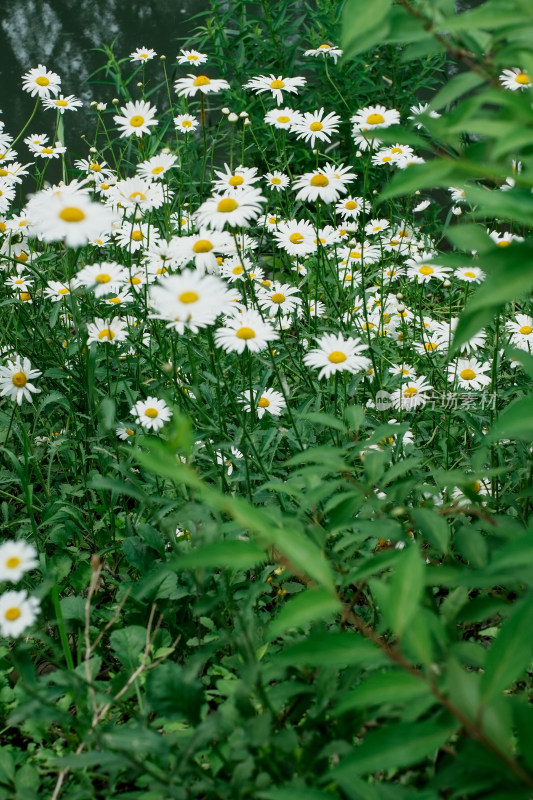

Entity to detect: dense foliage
[0,0,533,797]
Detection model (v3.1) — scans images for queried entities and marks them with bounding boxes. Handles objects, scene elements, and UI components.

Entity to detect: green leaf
[481,596,533,702]
[267,589,342,640]
[146,662,204,723]
[411,508,450,554]
[486,395,533,441]
[380,160,459,200]
[388,545,425,637]
[430,71,486,110]
[258,789,336,800]
[328,717,458,778]
[274,632,383,667]
[342,0,392,59]
[110,626,147,672]
[333,670,431,715]
[170,540,266,571]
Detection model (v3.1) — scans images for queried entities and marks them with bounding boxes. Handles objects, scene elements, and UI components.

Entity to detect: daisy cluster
[0,48,528,501]
[0,540,40,638]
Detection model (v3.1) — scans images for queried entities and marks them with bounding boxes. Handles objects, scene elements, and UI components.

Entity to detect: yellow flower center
[131,230,143,241]
[5,607,21,621]
[58,288,70,294]
[0,171,6,178]
[232,266,243,274]
[515,72,531,84]
[310,121,323,131]
[271,177,281,185]
[310,174,329,187]
[382,156,392,162]
[193,239,213,253]
[277,115,290,123]
[258,397,270,407]
[464,271,476,278]
[344,201,357,210]
[95,273,111,283]
[130,276,141,285]
[89,162,101,171]
[419,265,434,275]
[229,175,244,186]
[100,183,109,190]
[236,327,256,339]
[366,112,385,125]
[16,253,28,262]
[129,115,145,127]
[404,387,418,398]
[36,76,50,86]
[289,233,304,244]
[271,292,285,304]
[391,147,402,153]
[519,325,533,335]
[20,293,31,301]
[217,198,238,213]
[56,99,68,107]
[497,239,510,247]
[318,44,331,50]
[270,79,285,89]
[179,291,199,303]
[98,328,115,340]
[145,407,159,418]
[193,75,211,86]
[349,250,361,258]
[188,55,198,61]
[6,557,21,568]
[328,351,347,363]
[460,368,476,380]
[181,120,192,127]
[108,297,121,304]
[125,428,135,436]
[12,372,27,387]
[473,480,482,493]
[59,206,85,223]
[152,166,165,174]
[425,342,437,351]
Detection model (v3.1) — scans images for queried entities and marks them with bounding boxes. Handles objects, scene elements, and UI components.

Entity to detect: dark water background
[0,0,208,157]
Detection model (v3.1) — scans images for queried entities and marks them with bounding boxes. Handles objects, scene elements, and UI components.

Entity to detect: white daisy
[212,164,259,193]
[0,357,41,404]
[86,317,128,345]
[172,229,235,273]
[272,219,317,256]
[389,377,433,410]
[264,107,303,129]
[239,388,286,417]
[290,108,341,148]
[149,271,233,333]
[243,74,306,105]
[454,266,485,283]
[174,74,229,97]
[351,105,400,134]
[113,100,158,138]
[76,262,126,297]
[137,153,178,181]
[265,171,290,191]
[176,49,208,66]
[499,68,532,90]
[174,113,200,133]
[22,64,61,98]
[507,314,533,349]
[130,397,172,431]
[195,188,265,230]
[405,253,452,283]
[448,358,491,390]
[303,43,343,64]
[0,540,38,583]
[42,94,83,114]
[130,47,157,62]
[0,590,40,638]
[304,333,370,380]
[215,310,278,354]
[257,283,302,315]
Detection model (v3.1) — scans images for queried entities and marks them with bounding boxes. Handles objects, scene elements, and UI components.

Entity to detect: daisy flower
[42,94,83,114]
[304,333,370,380]
[499,68,532,90]
[265,171,290,191]
[195,187,265,230]
[221,255,256,281]
[137,153,178,181]
[212,164,259,193]
[389,377,433,410]
[86,317,128,345]
[489,230,523,247]
[433,318,486,354]
[405,253,452,283]
[448,358,491,390]
[0,540,38,583]
[130,397,172,431]
[5,272,33,292]
[0,590,40,638]
[339,241,381,266]
[215,310,278,354]
[408,103,441,128]
[389,363,417,379]
[215,447,243,475]
[454,266,485,283]
[292,169,343,203]
[243,74,306,105]
[290,108,341,148]
[174,74,229,97]
[113,100,158,138]
[336,196,366,219]
[0,181,16,214]
[22,64,61,98]
[44,281,74,301]
[114,221,160,251]
[149,271,233,333]
[130,47,157,62]
[116,425,136,441]
[365,218,390,236]
[257,282,302,316]
[272,219,317,256]
[264,107,303,129]
[303,43,343,63]
[26,187,113,248]
[76,262,126,297]
[176,49,208,66]
[0,161,33,184]
[239,388,286,417]
[351,104,400,134]
[174,114,199,134]
[506,314,533,349]
[74,158,115,184]
[107,177,165,213]
[34,142,67,159]
[172,229,235,273]
[0,357,41,405]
